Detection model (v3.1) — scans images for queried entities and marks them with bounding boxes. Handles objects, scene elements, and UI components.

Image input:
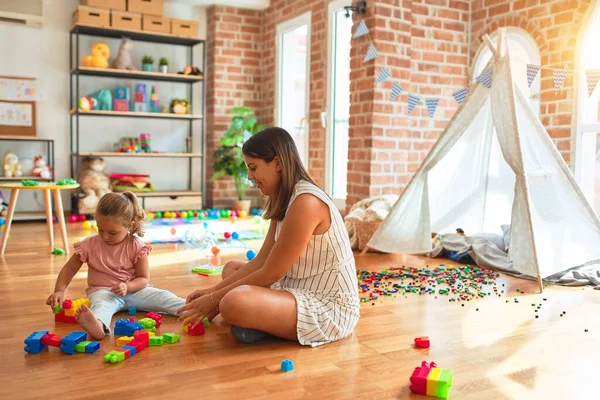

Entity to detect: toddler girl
[46,192,185,339]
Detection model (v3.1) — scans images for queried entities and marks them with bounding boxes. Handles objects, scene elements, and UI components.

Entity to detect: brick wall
[470,0,593,164]
[205,6,263,208]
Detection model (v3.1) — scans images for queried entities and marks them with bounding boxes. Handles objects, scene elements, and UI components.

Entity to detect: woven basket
[355,220,382,252]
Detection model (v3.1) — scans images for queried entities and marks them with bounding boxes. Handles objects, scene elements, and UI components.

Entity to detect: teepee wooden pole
[496,28,505,57]
[482,34,497,59]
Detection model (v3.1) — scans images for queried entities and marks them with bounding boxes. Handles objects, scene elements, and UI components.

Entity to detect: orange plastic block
[116,336,133,346]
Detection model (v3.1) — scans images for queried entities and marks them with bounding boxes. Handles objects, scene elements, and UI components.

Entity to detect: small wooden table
[0,182,80,255]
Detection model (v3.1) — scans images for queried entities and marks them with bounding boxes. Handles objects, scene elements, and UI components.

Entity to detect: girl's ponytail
[121,191,146,237]
[95,191,146,236]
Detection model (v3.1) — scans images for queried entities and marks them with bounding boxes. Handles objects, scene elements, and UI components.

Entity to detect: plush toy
[82,42,110,68]
[88,89,112,111]
[32,155,52,179]
[78,96,98,111]
[178,66,202,77]
[3,152,22,178]
[113,37,135,70]
[171,99,189,114]
[78,157,111,214]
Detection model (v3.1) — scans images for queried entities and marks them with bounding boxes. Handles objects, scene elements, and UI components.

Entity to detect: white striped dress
[272,180,360,347]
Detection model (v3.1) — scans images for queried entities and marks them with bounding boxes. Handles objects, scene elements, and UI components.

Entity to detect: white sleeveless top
[272,180,360,347]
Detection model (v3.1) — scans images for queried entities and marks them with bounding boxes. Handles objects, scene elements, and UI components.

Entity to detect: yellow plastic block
[426,368,442,396]
[148,331,156,337]
[117,336,133,346]
[64,308,76,317]
[183,325,189,333]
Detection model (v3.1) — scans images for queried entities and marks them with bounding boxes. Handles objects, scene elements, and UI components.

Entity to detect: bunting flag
[363,43,378,63]
[527,64,541,88]
[476,67,493,89]
[408,93,421,114]
[391,81,404,100]
[452,87,468,104]
[586,69,600,96]
[353,20,369,38]
[425,98,440,119]
[376,66,391,84]
[553,68,568,94]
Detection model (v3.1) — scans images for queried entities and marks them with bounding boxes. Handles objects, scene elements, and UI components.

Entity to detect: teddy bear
[78,156,111,214]
[32,155,52,179]
[3,152,22,178]
[82,42,110,69]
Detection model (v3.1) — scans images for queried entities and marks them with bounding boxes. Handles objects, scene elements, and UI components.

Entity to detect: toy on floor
[113,37,135,70]
[25,330,100,355]
[51,247,65,255]
[54,297,90,323]
[114,318,144,336]
[104,329,149,364]
[32,155,52,179]
[414,336,430,348]
[81,42,110,68]
[3,151,22,178]
[409,361,453,399]
[128,306,136,315]
[281,359,294,372]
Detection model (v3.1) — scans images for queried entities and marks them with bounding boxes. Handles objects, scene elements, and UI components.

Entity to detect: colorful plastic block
[55,297,89,324]
[138,317,156,329]
[203,317,210,328]
[114,86,130,100]
[414,336,430,348]
[145,312,162,328]
[24,330,49,354]
[281,359,294,372]
[52,304,62,314]
[149,336,163,346]
[75,341,91,353]
[117,336,133,346]
[121,345,136,356]
[409,361,452,399]
[104,350,126,364]
[128,306,137,315]
[183,323,205,336]
[162,333,180,343]
[113,99,129,112]
[60,331,87,355]
[85,342,100,354]
[41,333,62,347]
[114,318,143,336]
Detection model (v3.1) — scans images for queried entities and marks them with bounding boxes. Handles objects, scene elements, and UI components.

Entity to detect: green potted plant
[159,57,168,73]
[211,106,262,213]
[141,55,154,72]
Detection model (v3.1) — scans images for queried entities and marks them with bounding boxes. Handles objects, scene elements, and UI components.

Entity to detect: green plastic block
[52,304,62,314]
[104,350,125,364]
[57,178,78,185]
[436,369,453,399]
[138,318,156,329]
[191,265,224,275]
[149,326,156,333]
[149,336,164,346]
[203,317,209,328]
[21,179,39,186]
[75,341,91,353]
[51,248,65,255]
[162,333,180,343]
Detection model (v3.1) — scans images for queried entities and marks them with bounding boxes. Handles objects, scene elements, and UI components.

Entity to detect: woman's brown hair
[242,127,318,221]
[95,192,146,236]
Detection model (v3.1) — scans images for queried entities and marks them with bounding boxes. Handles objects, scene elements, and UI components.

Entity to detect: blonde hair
[95,192,146,236]
[242,127,318,221]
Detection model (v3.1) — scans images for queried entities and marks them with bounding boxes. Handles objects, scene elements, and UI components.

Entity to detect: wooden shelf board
[72,67,203,83]
[0,176,52,182]
[77,152,202,158]
[70,109,203,120]
[0,136,54,142]
[71,24,203,46]
[121,191,202,198]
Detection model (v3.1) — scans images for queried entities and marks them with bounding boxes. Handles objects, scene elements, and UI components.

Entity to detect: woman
[178,127,360,347]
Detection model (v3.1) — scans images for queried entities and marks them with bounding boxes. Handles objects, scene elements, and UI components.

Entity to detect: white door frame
[275,11,312,167]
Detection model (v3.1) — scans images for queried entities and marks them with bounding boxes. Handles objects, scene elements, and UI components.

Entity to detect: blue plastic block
[60,331,87,355]
[114,319,143,336]
[121,345,136,356]
[85,342,101,354]
[128,306,137,315]
[281,359,294,372]
[24,330,49,354]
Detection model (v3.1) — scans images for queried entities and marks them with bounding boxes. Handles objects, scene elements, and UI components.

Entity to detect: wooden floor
[1,220,598,399]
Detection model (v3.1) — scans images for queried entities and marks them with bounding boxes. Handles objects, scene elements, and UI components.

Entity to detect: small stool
[0,182,80,255]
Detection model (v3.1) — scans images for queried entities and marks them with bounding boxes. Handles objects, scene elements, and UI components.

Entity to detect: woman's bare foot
[75,305,106,340]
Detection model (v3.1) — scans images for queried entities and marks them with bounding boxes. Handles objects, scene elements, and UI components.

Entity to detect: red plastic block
[409,361,432,395]
[145,312,162,328]
[414,336,430,348]
[55,313,77,324]
[186,323,205,336]
[121,348,131,359]
[134,330,149,347]
[62,299,72,309]
[41,333,62,347]
[128,340,145,353]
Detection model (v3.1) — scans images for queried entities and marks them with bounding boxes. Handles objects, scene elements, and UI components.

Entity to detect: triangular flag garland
[408,94,420,114]
[452,87,468,104]
[527,64,541,88]
[553,68,568,94]
[363,43,378,63]
[425,98,440,119]
[476,67,493,89]
[391,81,404,101]
[376,66,390,84]
[353,20,369,38]
[586,69,600,96]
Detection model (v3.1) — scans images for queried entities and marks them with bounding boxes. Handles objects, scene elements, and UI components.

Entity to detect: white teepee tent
[365,30,600,289]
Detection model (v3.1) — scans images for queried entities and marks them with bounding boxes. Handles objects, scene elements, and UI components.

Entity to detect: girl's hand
[186,287,214,304]
[177,295,215,328]
[111,283,128,296]
[46,291,64,308]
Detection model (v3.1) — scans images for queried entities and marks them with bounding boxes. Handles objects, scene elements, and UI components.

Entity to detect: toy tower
[134,83,147,112]
[149,86,160,113]
[113,86,130,111]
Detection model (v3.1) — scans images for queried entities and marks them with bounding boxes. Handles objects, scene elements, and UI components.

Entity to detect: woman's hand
[186,287,214,304]
[177,295,216,328]
[46,291,64,309]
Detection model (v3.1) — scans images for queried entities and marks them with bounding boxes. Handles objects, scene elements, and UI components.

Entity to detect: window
[575,4,600,215]
[276,12,311,166]
[472,28,541,115]
[325,0,352,207]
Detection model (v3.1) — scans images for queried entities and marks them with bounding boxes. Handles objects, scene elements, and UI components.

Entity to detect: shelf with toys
[69,22,206,214]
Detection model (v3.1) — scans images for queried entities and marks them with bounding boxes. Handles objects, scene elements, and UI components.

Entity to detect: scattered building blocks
[60,331,88,355]
[54,297,90,324]
[117,336,133,346]
[128,306,137,315]
[104,350,126,364]
[24,330,99,355]
[104,329,157,364]
[52,304,62,314]
[114,318,143,336]
[138,317,156,329]
[162,333,180,343]
[414,336,430,348]
[24,330,49,354]
[281,359,294,372]
[145,312,162,328]
[409,361,453,399]
[183,323,205,336]
[149,336,163,346]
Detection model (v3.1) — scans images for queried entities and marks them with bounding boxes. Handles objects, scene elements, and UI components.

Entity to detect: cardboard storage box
[80,0,126,11]
[171,18,199,38]
[128,0,164,16]
[111,10,142,30]
[142,15,170,34]
[72,5,110,27]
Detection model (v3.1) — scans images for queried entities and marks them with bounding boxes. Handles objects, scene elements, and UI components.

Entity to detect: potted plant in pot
[211,106,262,214]
[159,57,168,73]
[141,55,154,72]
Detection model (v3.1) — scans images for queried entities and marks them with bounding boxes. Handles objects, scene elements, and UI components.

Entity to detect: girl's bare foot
[75,305,106,340]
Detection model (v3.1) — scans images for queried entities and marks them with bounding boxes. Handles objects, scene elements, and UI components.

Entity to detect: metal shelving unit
[68,24,206,212]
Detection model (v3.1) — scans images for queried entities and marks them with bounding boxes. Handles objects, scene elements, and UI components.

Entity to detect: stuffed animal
[88,89,112,111]
[113,37,135,70]
[78,157,111,214]
[3,152,22,178]
[82,42,110,68]
[78,96,98,111]
[171,99,189,114]
[179,66,202,76]
[32,155,52,179]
